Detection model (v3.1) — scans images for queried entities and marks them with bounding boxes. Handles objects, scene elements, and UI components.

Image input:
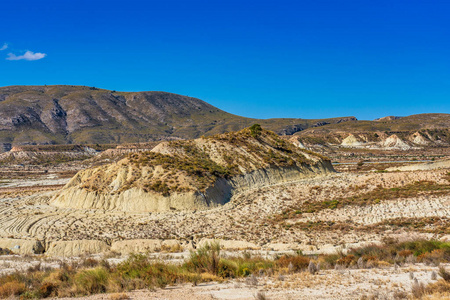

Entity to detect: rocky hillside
[0,145,99,165]
[0,85,355,145]
[292,113,450,149]
[51,126,335,212]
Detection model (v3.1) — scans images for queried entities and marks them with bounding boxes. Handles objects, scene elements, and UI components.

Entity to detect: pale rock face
[374,116,401,121]
[0,238,44,255]
[50,130,335,213]
[51,179,232,212]
[386,159,450,172]
[51,162,334,213]
[111,239,163,254]
[197,239,260,250]
[409,132,430,145]
[341,134,363,147]
[45,240,109,257]
[262,243,313,252]
[379,134,411,150]
[288,136,307,149]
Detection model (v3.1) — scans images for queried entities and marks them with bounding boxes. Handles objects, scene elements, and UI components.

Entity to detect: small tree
[250,124,262,138]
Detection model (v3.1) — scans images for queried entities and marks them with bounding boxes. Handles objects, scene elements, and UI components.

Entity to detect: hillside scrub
[1,239,450,298]
[291,180,450,214]
[78,126,331,196]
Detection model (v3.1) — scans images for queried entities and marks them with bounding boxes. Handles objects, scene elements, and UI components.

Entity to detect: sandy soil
[0,169,448,251]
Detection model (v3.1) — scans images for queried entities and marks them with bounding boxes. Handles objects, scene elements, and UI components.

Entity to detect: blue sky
[1,0,449,120]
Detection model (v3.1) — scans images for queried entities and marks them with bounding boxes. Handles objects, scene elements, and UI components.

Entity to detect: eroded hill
[294,113,450,148]
[51,126,335,212]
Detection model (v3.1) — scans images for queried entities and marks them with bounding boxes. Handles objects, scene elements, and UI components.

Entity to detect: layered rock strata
[51,127,335,212]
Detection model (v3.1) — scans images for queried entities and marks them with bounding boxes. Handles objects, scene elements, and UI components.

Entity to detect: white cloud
[6,50,47,61]
[0,43,7,51]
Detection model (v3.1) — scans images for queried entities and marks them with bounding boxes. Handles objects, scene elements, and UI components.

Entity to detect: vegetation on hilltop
[78,126,330,195]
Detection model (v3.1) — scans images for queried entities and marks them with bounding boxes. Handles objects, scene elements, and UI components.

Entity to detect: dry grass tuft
[255,290,268,300]
[109,292,130,300]
[424,279,450,298]
[438,266,450,282]
[411,279,425,299]
[0,281,26,298]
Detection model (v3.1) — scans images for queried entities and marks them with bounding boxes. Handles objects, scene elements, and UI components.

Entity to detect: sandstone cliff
[51,126,335,212]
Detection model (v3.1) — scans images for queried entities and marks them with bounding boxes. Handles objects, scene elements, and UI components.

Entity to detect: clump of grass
[411,279,425,298]
[74,267,109,294]
[255,290,268,300]
[423,279,450,297]
[347,239,450,265]
[0,281,26,298]
[431,271,438,280]
[275,255,310,272]
[308,261,318,275]
[439,266,450,282]
[109,293,130,300]
[294,181,450,214]
[184,242,221,274]
[1,239,449,298]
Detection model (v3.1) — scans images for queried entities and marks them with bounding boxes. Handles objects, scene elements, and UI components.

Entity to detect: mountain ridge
[0,85,356,145]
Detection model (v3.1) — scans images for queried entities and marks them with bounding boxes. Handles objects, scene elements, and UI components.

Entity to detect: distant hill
[0,85,356,145]
[293,113,450,147]
[374,116,402,121]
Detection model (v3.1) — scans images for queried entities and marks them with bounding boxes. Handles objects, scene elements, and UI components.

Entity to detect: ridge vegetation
[77,126,330,196]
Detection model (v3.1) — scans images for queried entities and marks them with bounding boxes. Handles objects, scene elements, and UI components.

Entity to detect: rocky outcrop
[51,128,335,212]
[341,134,363,147]
[409,132,430,145]
[374,116,402,121]
[0,146,97,165]
[0,238,44,255]
[228,163,333,192]
[45,240,109,257]
[51,183,231,212]
[379,134,411,150]
[198,239,260,250]
[386,159,450,172]
[110,239,185,254]
[0,143,11,153]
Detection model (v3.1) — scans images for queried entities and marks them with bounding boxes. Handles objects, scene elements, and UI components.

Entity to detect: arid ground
[0,142,449,299]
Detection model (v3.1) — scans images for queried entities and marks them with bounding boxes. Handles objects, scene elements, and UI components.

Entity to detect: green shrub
[184,242,221,274]
[217,259,238,278]
[74,267,109,294]
[249,124,262,138]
